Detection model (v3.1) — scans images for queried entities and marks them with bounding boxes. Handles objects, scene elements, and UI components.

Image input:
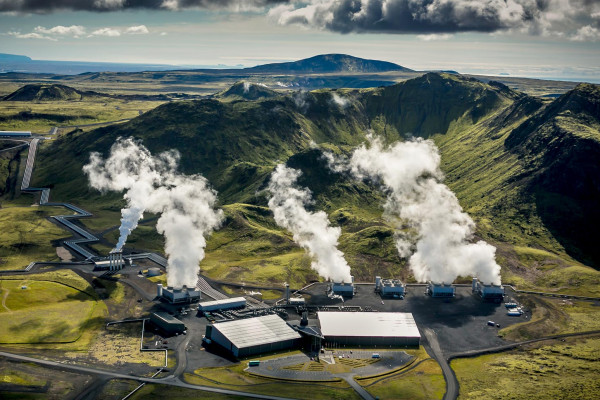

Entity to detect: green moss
[452,337,600,400]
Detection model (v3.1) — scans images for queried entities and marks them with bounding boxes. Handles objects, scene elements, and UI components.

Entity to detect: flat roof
[212,314,301,349]
[317,312,421,339]
[199,297,246,307]
[151,312,184,325]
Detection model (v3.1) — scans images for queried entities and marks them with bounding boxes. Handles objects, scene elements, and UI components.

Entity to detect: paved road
[0,138,29,154]
[0,351,297,400]
[338,374,375,400]
[423,328,459,400]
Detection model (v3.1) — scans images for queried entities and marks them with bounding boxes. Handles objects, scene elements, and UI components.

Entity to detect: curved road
[423,328,458,400]
[0,350,296,400]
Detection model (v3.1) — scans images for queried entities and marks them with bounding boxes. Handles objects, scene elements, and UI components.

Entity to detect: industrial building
[198,297,246,313]
[158,284,201,304]
[330,276,355,297]
[0,131,31,137]
[284,284,305,305]
[375,276,405,297]
[93,251,129,271]
[205,314,301,358]
[472,278,504,302]
[149,312,186,335]
[317,312,420,347]
[426,282,456,298]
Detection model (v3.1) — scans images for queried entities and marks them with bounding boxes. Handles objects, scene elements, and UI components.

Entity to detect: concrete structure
[330,276,355,297]
[147,267,161,277]
[426,281,455,298]
[317,312,420,347]
[198,297,246,313]
[0,131,31,137]
[472,278,504,302]
[149,312,186,335]
[108,251,124,271]
[160,285,201,304]
[376,276,405,297]
[205,314,301,358]
[288,297,306,306]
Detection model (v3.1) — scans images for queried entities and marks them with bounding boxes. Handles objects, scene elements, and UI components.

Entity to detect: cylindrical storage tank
[147,267,161,277]
[157,283,163,297]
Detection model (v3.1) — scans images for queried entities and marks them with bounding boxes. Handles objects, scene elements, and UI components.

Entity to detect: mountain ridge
[23,73,600,287]
[244,54,413,74]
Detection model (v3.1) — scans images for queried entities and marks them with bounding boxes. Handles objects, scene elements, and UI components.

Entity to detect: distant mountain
[3,84,101,101]
[245,54,413,74]
[216,81,280,101]
[0,53,32,62]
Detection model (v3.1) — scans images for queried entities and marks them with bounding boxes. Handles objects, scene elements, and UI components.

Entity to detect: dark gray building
[149,312,186,335]
[205,314,301,358]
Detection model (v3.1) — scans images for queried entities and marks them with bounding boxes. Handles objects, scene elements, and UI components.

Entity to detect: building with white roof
[205,314,301,358]
[317,312,420,347]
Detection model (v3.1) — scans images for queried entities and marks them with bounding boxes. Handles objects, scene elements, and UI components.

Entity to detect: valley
[1,54,599,400]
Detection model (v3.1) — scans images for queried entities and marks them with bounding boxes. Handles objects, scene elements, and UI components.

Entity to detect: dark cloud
[0,0,286,13]
[269,0,600,38]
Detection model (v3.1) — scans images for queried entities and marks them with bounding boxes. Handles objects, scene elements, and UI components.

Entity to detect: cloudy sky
[1,0,599,81]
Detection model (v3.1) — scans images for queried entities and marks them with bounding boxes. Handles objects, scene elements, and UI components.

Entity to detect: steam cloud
[347,136,501,285]
[83,138,223,289]
[267,164,352,282]
[0,0,286,12]
[269,0,600,39]
[4,1,597,40]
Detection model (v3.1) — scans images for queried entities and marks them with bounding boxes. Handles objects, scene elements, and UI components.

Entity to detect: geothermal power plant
[134,272,511,360]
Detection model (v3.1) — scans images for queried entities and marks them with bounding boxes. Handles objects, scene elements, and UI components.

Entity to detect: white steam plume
[349,136,501,285]
[267,164,352,283]
[83,138,167,251]
[83,137,223,289]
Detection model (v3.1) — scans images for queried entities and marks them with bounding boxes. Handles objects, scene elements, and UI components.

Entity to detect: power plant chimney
[285,283,290,303]
[157,283,163,297]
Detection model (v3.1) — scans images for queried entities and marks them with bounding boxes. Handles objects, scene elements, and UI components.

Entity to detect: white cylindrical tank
[157,283,163,297]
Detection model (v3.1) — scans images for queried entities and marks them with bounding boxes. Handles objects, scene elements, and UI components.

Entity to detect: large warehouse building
[205,314,301,358]
[317,312,421,347]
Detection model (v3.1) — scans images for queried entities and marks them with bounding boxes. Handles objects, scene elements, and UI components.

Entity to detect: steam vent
[330,276,355,297]
[375,276,405,297]
[426,281,456,298]
[472,278,505,302]
[157,284,201,304]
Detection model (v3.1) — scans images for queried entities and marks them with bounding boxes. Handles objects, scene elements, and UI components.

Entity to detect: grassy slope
[0,206,69,270]
[0,270,106,348]
[0,98,164,133]
[452,337,600,400]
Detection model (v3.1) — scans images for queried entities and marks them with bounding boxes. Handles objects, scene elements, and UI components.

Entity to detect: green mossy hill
[364,72,516,138]
[26,73,600,284]
[2,84,101,101]
[216,81,280,101]
[504,83,600,266]
[245,53,413,74]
